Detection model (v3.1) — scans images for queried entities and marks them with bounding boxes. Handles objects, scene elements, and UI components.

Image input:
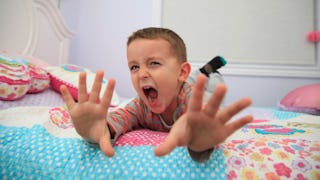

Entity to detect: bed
[1,0,320,179]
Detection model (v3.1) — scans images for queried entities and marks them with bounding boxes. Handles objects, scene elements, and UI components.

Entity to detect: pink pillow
[0,52,50,100]
[26,62,50,93]
[45,64,120,106]
[279,84,320,115]
[0,56,31,100]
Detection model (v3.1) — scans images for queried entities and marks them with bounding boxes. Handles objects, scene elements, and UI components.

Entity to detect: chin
[148,105,166,114]
[150,109,164,114]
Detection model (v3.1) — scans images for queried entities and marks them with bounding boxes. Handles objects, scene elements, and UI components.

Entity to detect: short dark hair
[127,27,187,63]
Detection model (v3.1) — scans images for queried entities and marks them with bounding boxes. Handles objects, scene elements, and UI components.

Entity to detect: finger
[219,97,252,124]
[187,74,207,112]
[89,70,104,103]
[99,129,115,157]
[101,79,116,108]
[78,72,88,103]
[204,83,227,116]
[60,85,76,109]
[224,115,253,136]
[154,132,180,157]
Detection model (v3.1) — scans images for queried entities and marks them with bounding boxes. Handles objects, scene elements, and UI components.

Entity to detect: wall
[60,1,320,107]
[223,75,319,106]
[60,0,153,100]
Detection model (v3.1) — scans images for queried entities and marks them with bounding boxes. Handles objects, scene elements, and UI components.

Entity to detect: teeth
[148,96,155,102]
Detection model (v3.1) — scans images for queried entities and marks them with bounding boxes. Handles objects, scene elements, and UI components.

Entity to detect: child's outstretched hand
[60,70,116,157]
[154,74,253,158]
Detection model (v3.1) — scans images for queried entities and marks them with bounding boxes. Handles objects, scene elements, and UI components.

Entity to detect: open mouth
[143,86,158,103]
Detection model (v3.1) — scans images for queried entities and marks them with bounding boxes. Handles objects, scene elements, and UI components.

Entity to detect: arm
[154,74,253,162]
[60,70,116,157]
[107,98,145,140]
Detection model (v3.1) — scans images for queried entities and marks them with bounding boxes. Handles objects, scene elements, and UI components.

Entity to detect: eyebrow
[127,61,137,66]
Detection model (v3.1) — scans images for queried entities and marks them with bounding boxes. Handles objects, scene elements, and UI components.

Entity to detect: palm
[60,70,116,157]
[68,102,108,142]
[185,110,226,150]
[154,74,252,156]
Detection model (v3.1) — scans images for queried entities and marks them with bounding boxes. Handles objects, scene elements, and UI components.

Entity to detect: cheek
[160,68,180,82]
[162,70,180,84]
[158,75,180,95]
[130,75,140,91]
[157,66,179,78]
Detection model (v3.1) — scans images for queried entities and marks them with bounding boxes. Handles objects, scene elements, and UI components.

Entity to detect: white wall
[223,75,319,106]
[60,1,320,107]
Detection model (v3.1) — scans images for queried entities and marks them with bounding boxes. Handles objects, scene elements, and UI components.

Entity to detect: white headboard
[0,0,74,65]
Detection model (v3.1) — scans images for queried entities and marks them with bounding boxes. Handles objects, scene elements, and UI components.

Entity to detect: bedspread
[0,106,319,179]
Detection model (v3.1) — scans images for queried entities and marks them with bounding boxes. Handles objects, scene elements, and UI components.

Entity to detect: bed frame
[0,0,74,65]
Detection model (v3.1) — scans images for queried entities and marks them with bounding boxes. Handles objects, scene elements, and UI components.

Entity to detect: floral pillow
[0,53,50,101]
[278,84,320,115]
[45,64,120,107]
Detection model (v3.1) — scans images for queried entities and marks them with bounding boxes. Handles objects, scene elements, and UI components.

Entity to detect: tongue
[148,89,158,103]
[148,89,158,99]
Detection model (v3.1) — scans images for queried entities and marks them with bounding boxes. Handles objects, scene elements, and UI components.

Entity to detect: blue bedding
[1,106,319,179]
[1,125,225,179]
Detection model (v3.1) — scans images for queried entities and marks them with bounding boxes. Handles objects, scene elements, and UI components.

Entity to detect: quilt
[0,106,319,179]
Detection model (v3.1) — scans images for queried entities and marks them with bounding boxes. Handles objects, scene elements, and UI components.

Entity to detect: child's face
[127,38,189,114]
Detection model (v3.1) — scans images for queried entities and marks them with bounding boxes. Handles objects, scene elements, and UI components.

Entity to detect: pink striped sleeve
[107,98,145,140]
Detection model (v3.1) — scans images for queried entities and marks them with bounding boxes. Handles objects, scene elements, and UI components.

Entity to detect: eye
[130,65,139,72]
[150,61,160,67]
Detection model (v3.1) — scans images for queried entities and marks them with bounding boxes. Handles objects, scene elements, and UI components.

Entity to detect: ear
[178,62,191,82]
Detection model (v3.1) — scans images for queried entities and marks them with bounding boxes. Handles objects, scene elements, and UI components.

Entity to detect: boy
[60,27,252,162]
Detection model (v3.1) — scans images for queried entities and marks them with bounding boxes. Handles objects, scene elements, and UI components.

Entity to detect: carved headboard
[0,0,74,65]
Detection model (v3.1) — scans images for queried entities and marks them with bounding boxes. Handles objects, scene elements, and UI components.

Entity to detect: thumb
[154,132,179,157]
[99,131,115,157]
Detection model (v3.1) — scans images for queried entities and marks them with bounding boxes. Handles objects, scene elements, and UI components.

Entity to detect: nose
[138,67,150,79]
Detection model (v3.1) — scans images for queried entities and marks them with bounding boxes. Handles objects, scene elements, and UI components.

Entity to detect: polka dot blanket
[0,107,319,179]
